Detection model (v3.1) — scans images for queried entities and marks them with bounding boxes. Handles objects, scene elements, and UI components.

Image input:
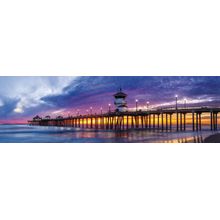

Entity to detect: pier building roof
[114,88,127,98]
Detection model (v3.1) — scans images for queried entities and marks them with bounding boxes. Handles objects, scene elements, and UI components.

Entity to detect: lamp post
[175,95,178,110]
[90,107,92,115]
[135,99,138,112]
[108,104,111,113]
[100,107,103,114]
[184,98,187,109]
[86,109,89,115]
[77,109,79,116]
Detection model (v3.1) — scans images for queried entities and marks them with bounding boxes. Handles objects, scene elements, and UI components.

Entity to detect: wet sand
[204,133,220,143]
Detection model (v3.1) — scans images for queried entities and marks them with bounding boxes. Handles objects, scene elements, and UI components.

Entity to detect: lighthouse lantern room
[114,88,128,112]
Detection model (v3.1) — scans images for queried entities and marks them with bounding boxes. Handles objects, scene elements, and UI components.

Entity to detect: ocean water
[0,124,218,143]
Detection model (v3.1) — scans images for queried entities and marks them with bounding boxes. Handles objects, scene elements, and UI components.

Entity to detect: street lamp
[175,95,178,110]
[100,107,103,114]
[86,109,89,115]
[135,99,138,112]
[90,107,92,115]
[184,98,187,109]
[108,104,111,113]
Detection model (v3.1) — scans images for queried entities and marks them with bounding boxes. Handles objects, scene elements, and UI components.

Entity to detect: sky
[0,76,220,124]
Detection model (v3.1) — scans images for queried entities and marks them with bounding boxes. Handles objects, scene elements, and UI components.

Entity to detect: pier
[28,107,220,132]
[28,89,220,132]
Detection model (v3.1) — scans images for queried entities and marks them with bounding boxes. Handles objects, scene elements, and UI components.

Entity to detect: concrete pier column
[180,113,182,131]
[141,116,144,129]
[183,113,186,131]
[192,112,195,131]
[153,114,155,129]
[135,116,138,128]
[199,113,202,131]
[149,115,151,129]
[161,113,164,131]
[110,117,113,129]
[131,116,134,128]
[103,117,105,129]
[196,113,198,131]
[210,112,213,130]
[213,113,217,131]
[107,117,110,129]
[166,114,168,130]
[157,114,160,129]
[146,115,149,128]
[127,115,129,129]
[170,114,172,130]
[99,117,101,129]
[122,116,125,130]
[90,117,92,128]
[176,112,179,131]
[144,116,147,128]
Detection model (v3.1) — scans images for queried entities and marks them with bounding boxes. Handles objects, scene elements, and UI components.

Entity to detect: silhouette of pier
[28,107,220,132]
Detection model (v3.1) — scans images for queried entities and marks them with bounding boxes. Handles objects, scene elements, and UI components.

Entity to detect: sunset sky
[0,76,220,124]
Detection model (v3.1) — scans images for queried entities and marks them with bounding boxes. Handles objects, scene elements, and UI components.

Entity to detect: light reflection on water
[0,124,217,143]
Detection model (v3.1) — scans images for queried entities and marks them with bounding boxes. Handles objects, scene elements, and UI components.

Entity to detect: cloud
[0,76,76,120]
[1,76,220,122]
[0,96,20,117]
[41,76,220,112]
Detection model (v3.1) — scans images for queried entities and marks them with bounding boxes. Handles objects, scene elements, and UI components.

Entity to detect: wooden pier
[28,107,220,132]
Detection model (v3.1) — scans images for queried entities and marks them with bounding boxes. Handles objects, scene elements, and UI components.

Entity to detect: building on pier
[114,88,128,112]
[33,115,42,121]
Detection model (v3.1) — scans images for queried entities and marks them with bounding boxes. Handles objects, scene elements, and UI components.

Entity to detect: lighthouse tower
[114,88,128,112]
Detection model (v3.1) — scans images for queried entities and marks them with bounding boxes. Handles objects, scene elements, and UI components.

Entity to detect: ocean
[0,124,217,143]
